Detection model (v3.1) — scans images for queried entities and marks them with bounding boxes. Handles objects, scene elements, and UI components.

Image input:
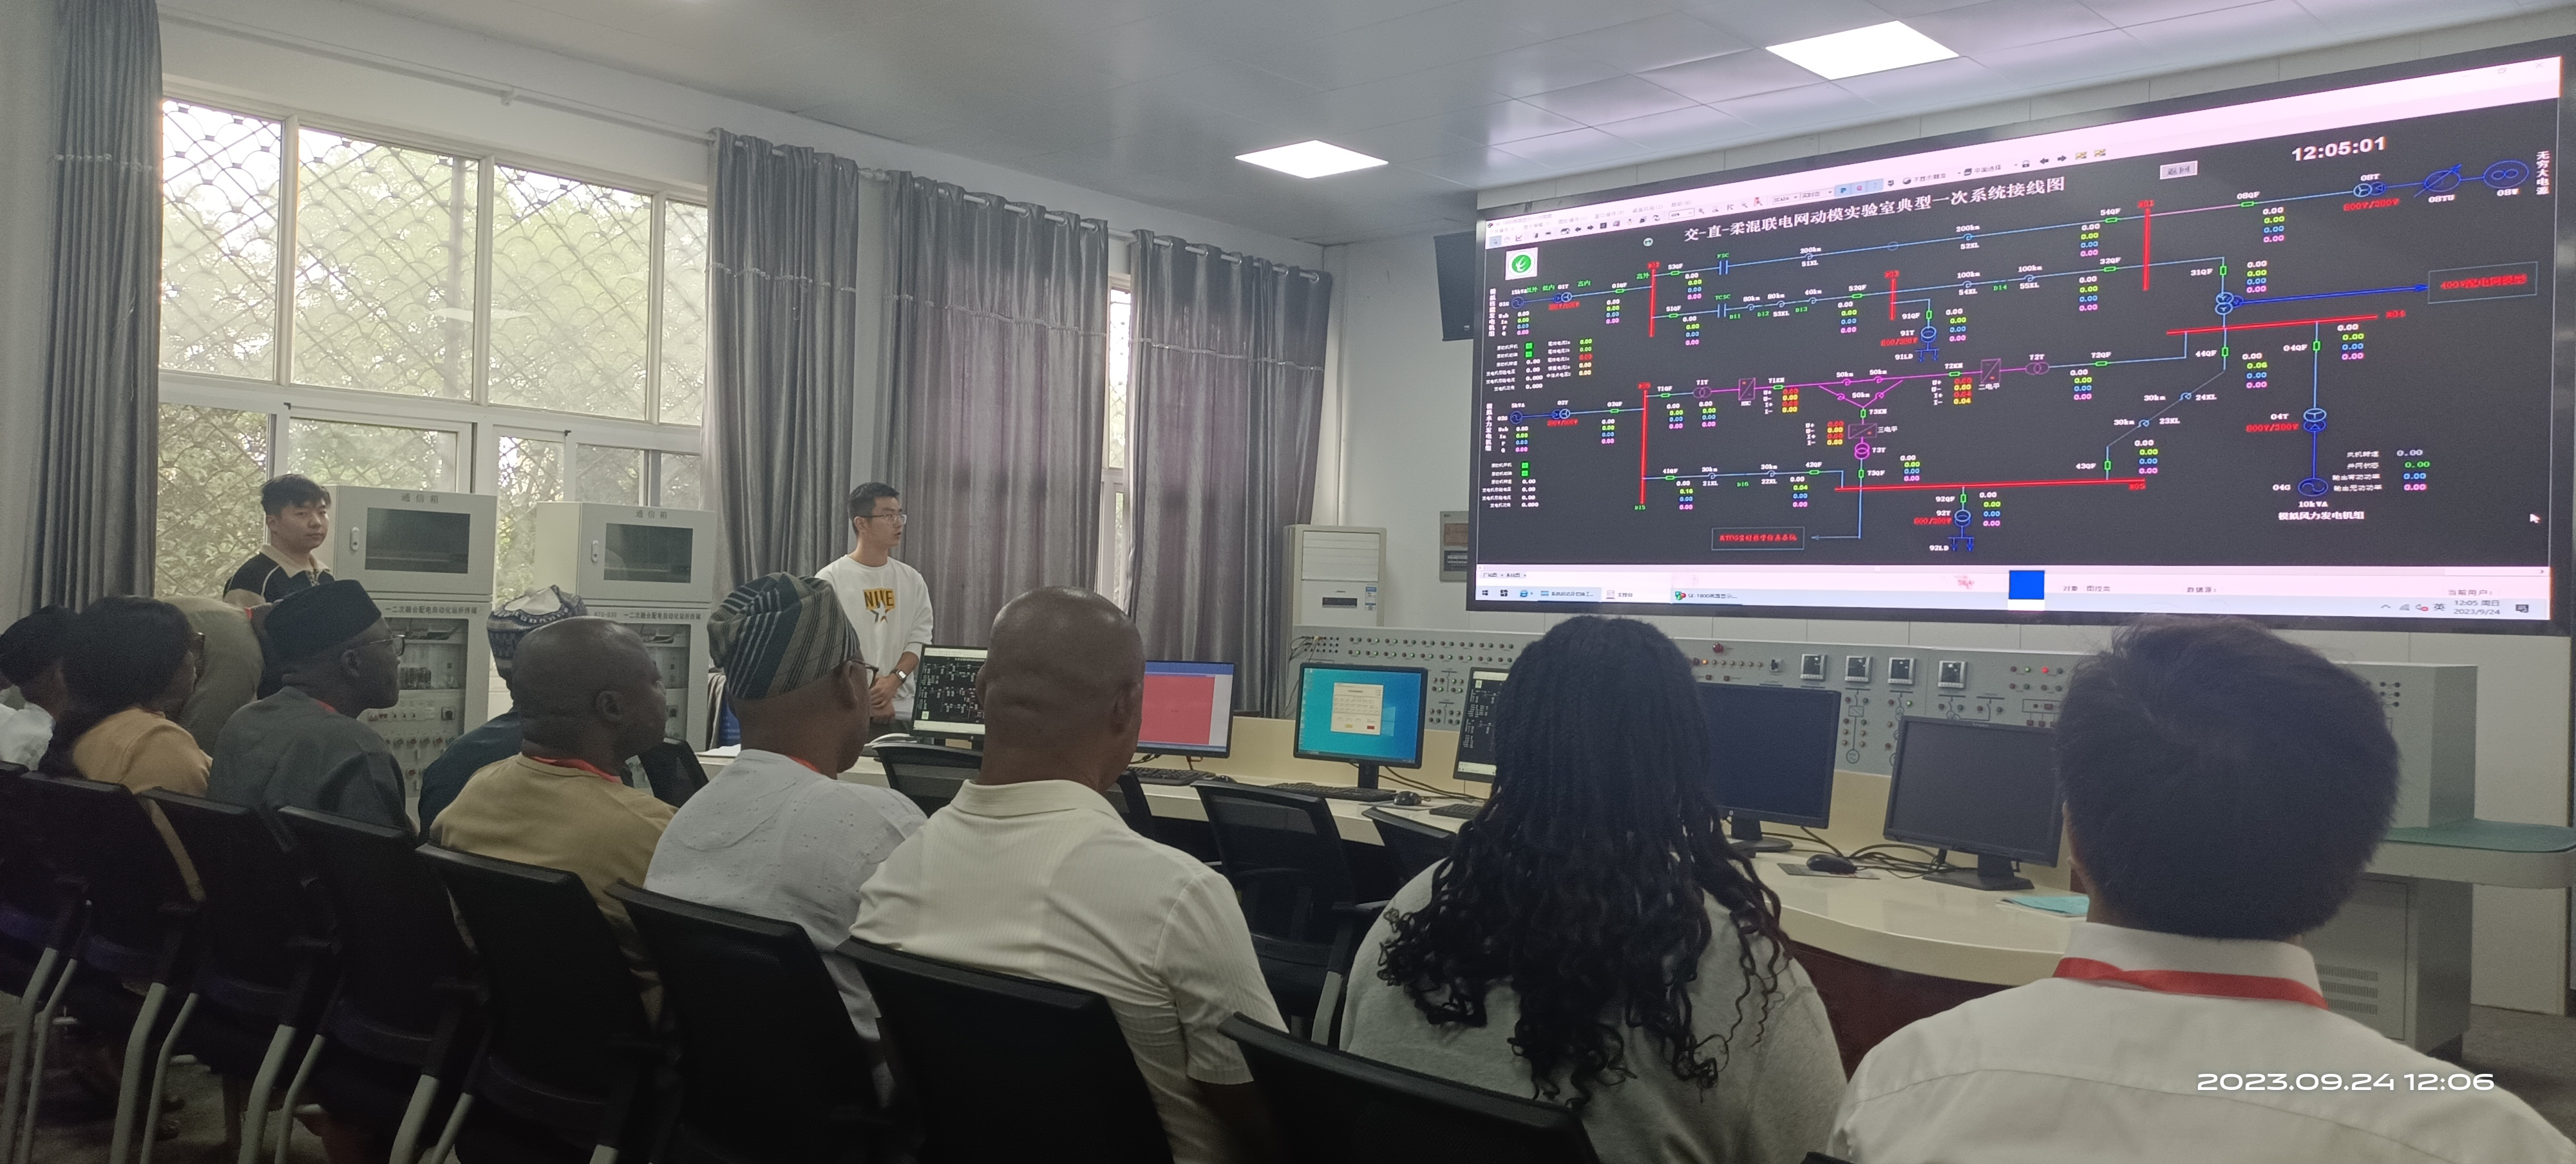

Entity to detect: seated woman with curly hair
[1340,615,1844,1164]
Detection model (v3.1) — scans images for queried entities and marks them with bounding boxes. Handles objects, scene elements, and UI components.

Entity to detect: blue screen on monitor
[1294,664,1426,767]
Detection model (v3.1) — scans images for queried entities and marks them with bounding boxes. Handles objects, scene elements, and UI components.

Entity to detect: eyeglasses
[352,634,408,659]
[865,511,909,524]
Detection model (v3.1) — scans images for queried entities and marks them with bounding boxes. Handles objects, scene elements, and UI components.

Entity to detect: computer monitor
[1293,662,1428,789]
[1698,682,1839,854]
[1452,669,1509,782]
[908,646,987,740]
[1884,717,2063,891]
[1139,661,1235,759]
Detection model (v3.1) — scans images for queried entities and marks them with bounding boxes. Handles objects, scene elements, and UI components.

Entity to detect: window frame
[1097,277,1134,607]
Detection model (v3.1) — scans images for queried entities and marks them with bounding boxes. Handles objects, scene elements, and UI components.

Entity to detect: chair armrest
[1333,900,1389,917]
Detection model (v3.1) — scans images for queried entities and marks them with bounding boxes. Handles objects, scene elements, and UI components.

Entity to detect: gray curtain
[708,130,872,583]
[884,173,1109,647]
[1124,232,1332,717]
[35,0,160,606]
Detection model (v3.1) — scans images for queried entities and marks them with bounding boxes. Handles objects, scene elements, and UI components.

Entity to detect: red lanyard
[527,755,625,784]
[786,755,828,774]
[2053,957,2329,1009]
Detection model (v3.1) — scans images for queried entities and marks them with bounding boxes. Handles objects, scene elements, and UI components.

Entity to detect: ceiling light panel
[1236,140,1390,178]
[1766,22,1958,81]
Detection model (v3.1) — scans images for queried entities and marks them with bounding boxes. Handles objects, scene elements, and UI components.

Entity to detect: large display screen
[1472,48,2571,628]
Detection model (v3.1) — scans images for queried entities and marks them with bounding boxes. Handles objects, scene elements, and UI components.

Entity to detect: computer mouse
[1806,853,1857,876]
[1392,791,1421,807]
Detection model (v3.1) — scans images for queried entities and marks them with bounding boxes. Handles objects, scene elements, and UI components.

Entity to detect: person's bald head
[977,588,1144,787]
[511,617,668,762]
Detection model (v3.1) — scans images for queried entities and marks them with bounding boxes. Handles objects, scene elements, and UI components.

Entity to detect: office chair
[276,807,482,1164]
[0,766,84,1164]
[1112,767,1165,842]
[840,937,1173,1164]
[1218,1013,1600,1164]
[1360,808,1454,883]
[636,740,710,809]
[611,884,895,1163]
[139,791,336,1164]
[413,845,662,1164]
[871,742,981,816]
[16,775,201,1164]
[1194,784,1385,1045]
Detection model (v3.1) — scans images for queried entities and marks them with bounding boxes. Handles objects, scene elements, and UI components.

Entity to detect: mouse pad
[1776,863,1880,879]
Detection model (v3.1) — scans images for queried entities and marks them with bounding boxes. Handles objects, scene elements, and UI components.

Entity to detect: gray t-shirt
[1341,865,1845,1164]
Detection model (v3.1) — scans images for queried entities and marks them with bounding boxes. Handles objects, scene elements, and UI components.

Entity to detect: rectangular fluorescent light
[1236,140,1387,178]
[1767,21,1957,80]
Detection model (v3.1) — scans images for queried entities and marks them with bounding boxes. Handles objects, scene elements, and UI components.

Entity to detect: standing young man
[222,474,335,608]
[815,482,934,731]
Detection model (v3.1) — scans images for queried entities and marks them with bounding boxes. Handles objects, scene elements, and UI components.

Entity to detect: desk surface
[705,713,2570,989]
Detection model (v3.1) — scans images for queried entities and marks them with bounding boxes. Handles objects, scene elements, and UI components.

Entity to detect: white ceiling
[348,0,2564,246]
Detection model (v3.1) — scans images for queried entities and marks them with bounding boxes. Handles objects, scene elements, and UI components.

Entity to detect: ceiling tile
[1908,0,2116,53]
[1495,126,1652,167]
[1709,82,1866,130]
[1142,0,1459,56]
[1246,5,1550,90]
[1870,0,2005,13]
[1445,0,1690,40]
[1829,54,2013,107]
[1103,66,1334,135]
[2078,0,2270,23]
[1408,147,1560,187]
[1638,49,1823,104]
[1965,27,2159,88]
[1473,44,1634,99]
[1424,99,1592,145]
[1683,0,1905,46]
[2117,0,2325,50]
[1522,76,1700,125]
[1596,104,1754,153]
[1554,14,1753,74]
[1302,61,1520,135]
[1333,115,1497,162]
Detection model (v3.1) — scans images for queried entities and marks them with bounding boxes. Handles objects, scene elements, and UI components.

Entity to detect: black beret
[266,580,383,664]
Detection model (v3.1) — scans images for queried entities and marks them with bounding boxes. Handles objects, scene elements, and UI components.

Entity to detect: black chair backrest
[874,742,980,816]
[414,845,653,1099]
[278,807,475,1055]
[19,774,193,973]
[1113,769,1160,840]
[840,937,1171,1164]
[1219,1013,1600,1164]
[0,767,71,948]
[611,884,879,1160]
[1195,784,1358,945]
[636,740,708,809]
[1361,808,1455,884]
[142,790,321,988]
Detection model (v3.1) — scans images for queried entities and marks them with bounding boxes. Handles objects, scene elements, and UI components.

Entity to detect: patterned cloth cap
[488,587,588,679]
[709,573,859,700]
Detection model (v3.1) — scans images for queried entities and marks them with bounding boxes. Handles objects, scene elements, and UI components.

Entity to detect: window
[1097,283,1133,607]
[153,97,708,601]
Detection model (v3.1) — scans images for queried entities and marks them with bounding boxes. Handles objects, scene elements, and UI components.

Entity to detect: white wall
[1,0,58,620]
[1327,12,2576,1014]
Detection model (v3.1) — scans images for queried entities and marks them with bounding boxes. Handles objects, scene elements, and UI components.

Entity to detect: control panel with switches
[1292,624,2473,825]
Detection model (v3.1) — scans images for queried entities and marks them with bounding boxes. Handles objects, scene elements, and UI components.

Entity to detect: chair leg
[15,960,79,1164]
[234,1026,297,1164]
[0,946,62,1156]
[137,993,200,1164]
[108,981,173,1164]
[418,1094,471,1164]
[270,1032,325,1164]
[386,1072,443,1164]
[585,1145,617,1164]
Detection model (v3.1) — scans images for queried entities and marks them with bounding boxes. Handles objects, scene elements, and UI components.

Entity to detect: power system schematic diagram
[1471,59,2564,619]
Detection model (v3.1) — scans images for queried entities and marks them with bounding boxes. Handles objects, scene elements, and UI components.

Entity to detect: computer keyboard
[1262,782,1403,803]
[1430,802,1479,820]
[1128,767,1232,787]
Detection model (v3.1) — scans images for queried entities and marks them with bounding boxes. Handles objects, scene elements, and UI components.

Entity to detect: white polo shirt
[1830,921,2573,1164]
[850,777,1283,1164]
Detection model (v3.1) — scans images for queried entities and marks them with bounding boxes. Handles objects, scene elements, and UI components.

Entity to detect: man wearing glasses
[209,579,411,831]
[817,482,935,733]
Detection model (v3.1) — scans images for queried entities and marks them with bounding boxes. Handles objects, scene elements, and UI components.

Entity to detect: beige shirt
[1830,921,2575,1164]
[432,753,675,1013]
[850,778,1283,1164]
[69,708,210,898]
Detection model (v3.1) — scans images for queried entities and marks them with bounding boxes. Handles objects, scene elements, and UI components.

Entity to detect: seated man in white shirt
[851,587,1284,1164]
[0,606,71,769]
[647,572,924,1038]
[1830,617,2573,1164]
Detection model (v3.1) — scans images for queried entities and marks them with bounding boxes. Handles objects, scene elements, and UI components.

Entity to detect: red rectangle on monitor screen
[1141,675,1218,746]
